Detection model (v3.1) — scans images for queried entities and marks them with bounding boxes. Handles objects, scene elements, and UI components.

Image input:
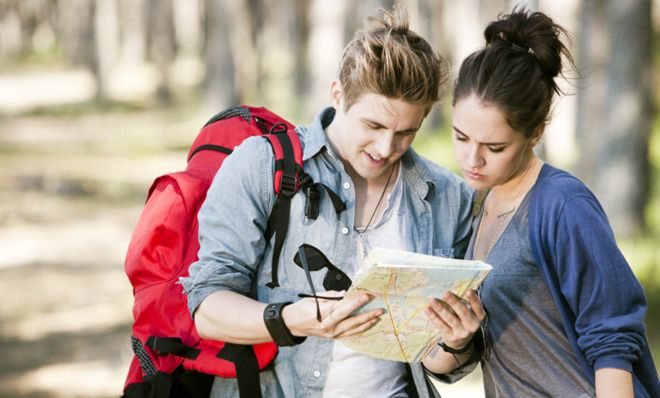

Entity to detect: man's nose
[373,133,395,158]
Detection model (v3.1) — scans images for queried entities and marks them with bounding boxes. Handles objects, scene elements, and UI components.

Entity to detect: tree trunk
[292,0,311,100]
[118,0,147,67]
[57,0,96,68]
[202,0,238,110]
[148,0,176,105]
[94,0,120,101]
[305,0,349,116]
[576,0,652,236]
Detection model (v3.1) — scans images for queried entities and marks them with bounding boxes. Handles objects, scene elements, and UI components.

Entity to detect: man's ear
[329,80,343,109]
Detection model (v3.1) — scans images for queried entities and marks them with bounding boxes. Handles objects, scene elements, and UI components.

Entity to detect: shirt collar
[298,107,437,200]
[297,107,336,161]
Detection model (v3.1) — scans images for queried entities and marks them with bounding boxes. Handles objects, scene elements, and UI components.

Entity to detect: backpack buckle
[279,174,297,197]
[304,185,320,220]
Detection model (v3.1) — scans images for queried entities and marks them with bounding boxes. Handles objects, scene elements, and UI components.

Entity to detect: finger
[466,289,486,320]
[442,292,472,321]
[335,311,384,338]
[313,290,351,320]
[328,304,383,337]
[320,292,372,327]
[428,297,460,326]
[424,306,451,333]
[443,292,482,330]
[318,290,346,299]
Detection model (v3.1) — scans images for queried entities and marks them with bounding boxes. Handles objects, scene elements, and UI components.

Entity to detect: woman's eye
[454,134,467,142]
[489,146,505,153]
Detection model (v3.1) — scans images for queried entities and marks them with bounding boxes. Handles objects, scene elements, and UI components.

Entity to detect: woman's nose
[466,145,485,168]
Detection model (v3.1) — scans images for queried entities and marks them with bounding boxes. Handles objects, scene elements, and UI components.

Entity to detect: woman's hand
[283,290,384,339]
[425,289,485,350]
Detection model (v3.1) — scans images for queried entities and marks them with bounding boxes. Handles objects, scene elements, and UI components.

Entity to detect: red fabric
[123,106,298,391]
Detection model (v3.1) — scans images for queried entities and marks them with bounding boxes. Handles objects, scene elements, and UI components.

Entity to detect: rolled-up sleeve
[180,136,275,315]
[555,195,646,372]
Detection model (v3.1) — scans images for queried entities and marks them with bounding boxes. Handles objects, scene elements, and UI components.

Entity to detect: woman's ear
[530,124,546,147]
[329,80,343,109]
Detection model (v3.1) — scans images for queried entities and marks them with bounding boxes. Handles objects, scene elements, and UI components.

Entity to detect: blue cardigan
[528,164,660,397]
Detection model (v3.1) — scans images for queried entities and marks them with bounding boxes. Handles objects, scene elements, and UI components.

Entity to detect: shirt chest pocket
[432,248,455,258]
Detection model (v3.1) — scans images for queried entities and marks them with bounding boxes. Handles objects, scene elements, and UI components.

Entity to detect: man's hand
[283,290,384,339]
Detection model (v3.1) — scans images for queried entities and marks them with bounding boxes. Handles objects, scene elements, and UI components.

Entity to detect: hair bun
[484,8,570,81]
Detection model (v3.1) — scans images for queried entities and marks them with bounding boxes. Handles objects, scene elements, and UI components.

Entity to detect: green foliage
[412,108,459,173]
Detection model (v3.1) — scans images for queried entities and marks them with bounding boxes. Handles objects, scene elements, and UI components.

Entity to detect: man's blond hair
[338,5,447,114]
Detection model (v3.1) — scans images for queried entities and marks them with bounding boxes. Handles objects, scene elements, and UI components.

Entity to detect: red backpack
[122,106,309,398]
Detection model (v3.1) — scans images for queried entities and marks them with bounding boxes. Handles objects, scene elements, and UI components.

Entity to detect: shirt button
[341,227,349,235]
[313,370,321,378]
[343,182,350,189]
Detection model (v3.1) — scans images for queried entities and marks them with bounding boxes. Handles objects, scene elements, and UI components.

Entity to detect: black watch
[438,340,473,354]
[263,302,306,347]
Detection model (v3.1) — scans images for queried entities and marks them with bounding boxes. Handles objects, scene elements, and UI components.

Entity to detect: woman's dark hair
[452,8,576,137]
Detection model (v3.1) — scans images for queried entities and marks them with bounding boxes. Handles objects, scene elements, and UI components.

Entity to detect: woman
[423,8,660,398]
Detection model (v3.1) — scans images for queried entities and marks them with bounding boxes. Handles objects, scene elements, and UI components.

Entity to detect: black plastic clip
[279,174,297,197]
[304,185,320,220]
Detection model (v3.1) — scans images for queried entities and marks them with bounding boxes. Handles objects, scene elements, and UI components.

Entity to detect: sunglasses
[293,244,352,321]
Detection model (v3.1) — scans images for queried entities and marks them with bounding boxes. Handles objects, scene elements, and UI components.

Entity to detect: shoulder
[532,164,596,209]
[208,134,277,203]
[232,134,278,161]
[530,164,607,228]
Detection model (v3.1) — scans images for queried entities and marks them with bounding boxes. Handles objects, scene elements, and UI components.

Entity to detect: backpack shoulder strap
[262,124,303,289]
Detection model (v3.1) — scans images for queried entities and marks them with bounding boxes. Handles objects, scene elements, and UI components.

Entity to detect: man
[181,6,473,397]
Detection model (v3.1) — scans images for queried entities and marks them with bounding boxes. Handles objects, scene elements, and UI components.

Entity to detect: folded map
[340,247,492,363]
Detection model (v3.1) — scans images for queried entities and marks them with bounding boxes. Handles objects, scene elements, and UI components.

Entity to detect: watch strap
[263,302,306,347]
[438,340,473,354]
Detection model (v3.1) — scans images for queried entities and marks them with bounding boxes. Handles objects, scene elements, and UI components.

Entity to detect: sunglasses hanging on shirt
[293,244,353,321]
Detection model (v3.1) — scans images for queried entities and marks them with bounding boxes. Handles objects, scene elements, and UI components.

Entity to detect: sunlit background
[0,0,658,397]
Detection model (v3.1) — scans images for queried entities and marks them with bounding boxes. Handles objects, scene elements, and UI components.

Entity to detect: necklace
[473,206,516,260]
[354,162,397,234]
[473,157,539,260]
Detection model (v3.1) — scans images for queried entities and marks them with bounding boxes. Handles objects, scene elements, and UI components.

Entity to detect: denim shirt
[181,107,473,397]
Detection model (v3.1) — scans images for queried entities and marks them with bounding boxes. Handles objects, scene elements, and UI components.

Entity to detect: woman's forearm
[595,367,633,398]
[422,343,474,374]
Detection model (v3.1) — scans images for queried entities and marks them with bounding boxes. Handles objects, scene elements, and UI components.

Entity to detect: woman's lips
[464,170,484,180]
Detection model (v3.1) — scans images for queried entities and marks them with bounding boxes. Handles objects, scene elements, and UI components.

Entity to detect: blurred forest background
[0,0,658,397]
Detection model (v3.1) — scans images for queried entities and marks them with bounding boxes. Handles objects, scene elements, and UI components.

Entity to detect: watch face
[266,306,278,319]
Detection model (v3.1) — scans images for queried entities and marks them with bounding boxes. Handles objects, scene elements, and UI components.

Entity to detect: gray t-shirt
[468,193,595,397]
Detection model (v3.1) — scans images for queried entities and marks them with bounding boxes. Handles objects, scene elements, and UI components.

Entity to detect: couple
[181,5,659,398]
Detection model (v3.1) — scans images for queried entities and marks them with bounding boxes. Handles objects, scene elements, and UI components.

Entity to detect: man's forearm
[194,290,271,344]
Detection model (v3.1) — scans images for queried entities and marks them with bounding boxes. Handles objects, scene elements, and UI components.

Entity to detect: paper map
[340,247,492,363]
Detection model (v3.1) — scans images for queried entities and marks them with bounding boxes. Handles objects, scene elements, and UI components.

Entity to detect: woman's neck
[489,155,542,207]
